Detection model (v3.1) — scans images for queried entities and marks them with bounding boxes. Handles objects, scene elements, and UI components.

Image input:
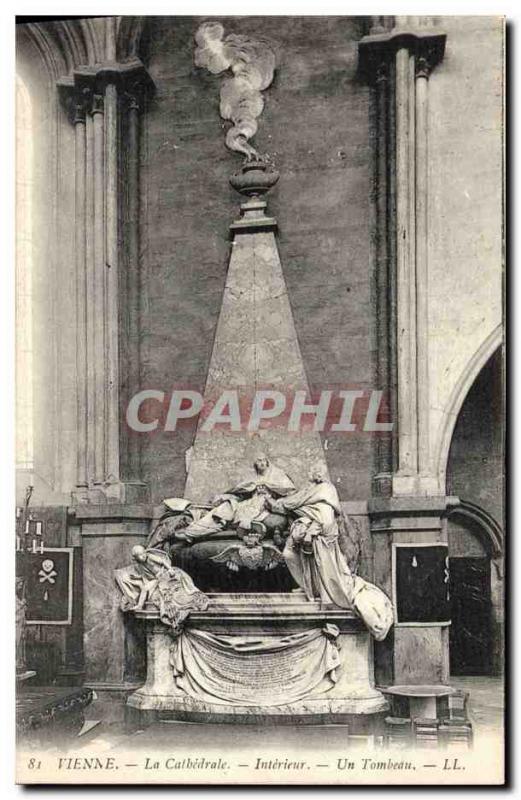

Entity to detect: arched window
[16,76,33,472]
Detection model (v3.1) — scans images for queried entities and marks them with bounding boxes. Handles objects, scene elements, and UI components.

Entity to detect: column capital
[58,84,91,125]
[122,79,147,114]
[72,89,90,124]
[57,58,154,121]
[91,92,104,116]
[358,28,446,84]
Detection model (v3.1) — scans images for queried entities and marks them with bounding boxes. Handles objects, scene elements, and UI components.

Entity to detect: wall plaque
[392,543,450,625]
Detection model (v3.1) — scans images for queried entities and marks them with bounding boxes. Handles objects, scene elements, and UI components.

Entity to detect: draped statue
[115,546,208,632]
[149,455,295,547]
[268,464,393,641]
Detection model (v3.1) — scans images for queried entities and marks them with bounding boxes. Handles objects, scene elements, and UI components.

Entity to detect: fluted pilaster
[58,60,153,503]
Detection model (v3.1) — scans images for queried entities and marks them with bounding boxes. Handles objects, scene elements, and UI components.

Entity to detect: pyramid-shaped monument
[184,162,329,502]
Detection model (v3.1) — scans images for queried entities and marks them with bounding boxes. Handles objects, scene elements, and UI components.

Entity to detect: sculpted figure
[115,546,174,612]
[268,464,351,605]
[268,464,393,641]
[115,546,209,632]
[150,456,294,547]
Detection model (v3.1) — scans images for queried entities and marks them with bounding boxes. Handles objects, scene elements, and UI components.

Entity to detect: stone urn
[229,159,280,198]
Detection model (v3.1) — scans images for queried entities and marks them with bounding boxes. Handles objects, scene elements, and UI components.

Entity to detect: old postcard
[15,13,505,785]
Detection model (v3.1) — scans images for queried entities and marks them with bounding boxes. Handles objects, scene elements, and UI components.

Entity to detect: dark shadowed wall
[446,348,504,529]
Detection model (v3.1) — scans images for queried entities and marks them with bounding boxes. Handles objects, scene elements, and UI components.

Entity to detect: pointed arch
[449,499,503,558]
[436,324,503,487]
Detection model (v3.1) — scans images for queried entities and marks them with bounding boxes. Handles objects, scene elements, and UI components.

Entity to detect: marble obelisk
[184,162,329,502]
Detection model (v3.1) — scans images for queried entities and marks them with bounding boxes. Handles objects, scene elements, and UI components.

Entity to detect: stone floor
[66,674,504,754]
[449,675,504,740]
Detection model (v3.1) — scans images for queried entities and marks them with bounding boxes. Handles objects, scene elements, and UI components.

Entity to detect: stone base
[127,594,388,728]
[126,694,387,730]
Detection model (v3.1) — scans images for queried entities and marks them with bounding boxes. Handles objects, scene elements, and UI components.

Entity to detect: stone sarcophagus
[127,594,388,727]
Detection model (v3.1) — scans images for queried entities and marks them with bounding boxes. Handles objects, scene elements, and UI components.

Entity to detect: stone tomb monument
[114,22,393,728]
[116,458,393,725]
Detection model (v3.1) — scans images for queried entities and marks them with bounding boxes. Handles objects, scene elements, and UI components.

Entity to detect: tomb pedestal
[126,593,387,728]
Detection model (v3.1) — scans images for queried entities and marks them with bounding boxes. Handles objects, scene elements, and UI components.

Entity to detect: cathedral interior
[15,15,504,761]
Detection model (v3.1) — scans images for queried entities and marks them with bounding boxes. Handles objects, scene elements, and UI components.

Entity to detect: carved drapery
[359,20,446,497]
[59,60,153,503]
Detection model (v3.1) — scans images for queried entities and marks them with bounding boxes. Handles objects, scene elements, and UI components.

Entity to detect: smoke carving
[194,21,276,161]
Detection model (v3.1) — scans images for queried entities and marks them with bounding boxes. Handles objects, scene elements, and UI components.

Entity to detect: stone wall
[140,16,377,504]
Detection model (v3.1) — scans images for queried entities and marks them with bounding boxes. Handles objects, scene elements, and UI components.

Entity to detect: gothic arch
[449,499,503,559]
[16,16,142,84]
[436,324,503,490]
[16,23,65,87]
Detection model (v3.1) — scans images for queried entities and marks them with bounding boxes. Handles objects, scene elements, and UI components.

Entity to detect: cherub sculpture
[210,522,285,572]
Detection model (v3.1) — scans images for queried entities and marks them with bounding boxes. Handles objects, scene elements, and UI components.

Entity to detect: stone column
[395,41,418,482]
[58,61,153,504]
[73,96,88,491]
[359,23,452,687]
[58,61,154,689]
[359,23,446,497]
[122,85,145,485]
[85,109,96,485]
[92,91,107,488]
[415,55,430,477]
[372,57,395,497]
[104,79,121,487]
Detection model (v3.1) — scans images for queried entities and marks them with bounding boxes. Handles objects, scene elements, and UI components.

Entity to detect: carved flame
[194,21,276,160]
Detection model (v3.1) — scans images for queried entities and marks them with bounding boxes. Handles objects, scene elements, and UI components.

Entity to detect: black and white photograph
[12,10,505,786]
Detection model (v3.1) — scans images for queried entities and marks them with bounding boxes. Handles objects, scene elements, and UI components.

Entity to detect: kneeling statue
[268,464,394,641]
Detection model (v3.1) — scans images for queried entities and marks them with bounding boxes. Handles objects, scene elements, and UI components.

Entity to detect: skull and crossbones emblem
[38,559,57,584]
